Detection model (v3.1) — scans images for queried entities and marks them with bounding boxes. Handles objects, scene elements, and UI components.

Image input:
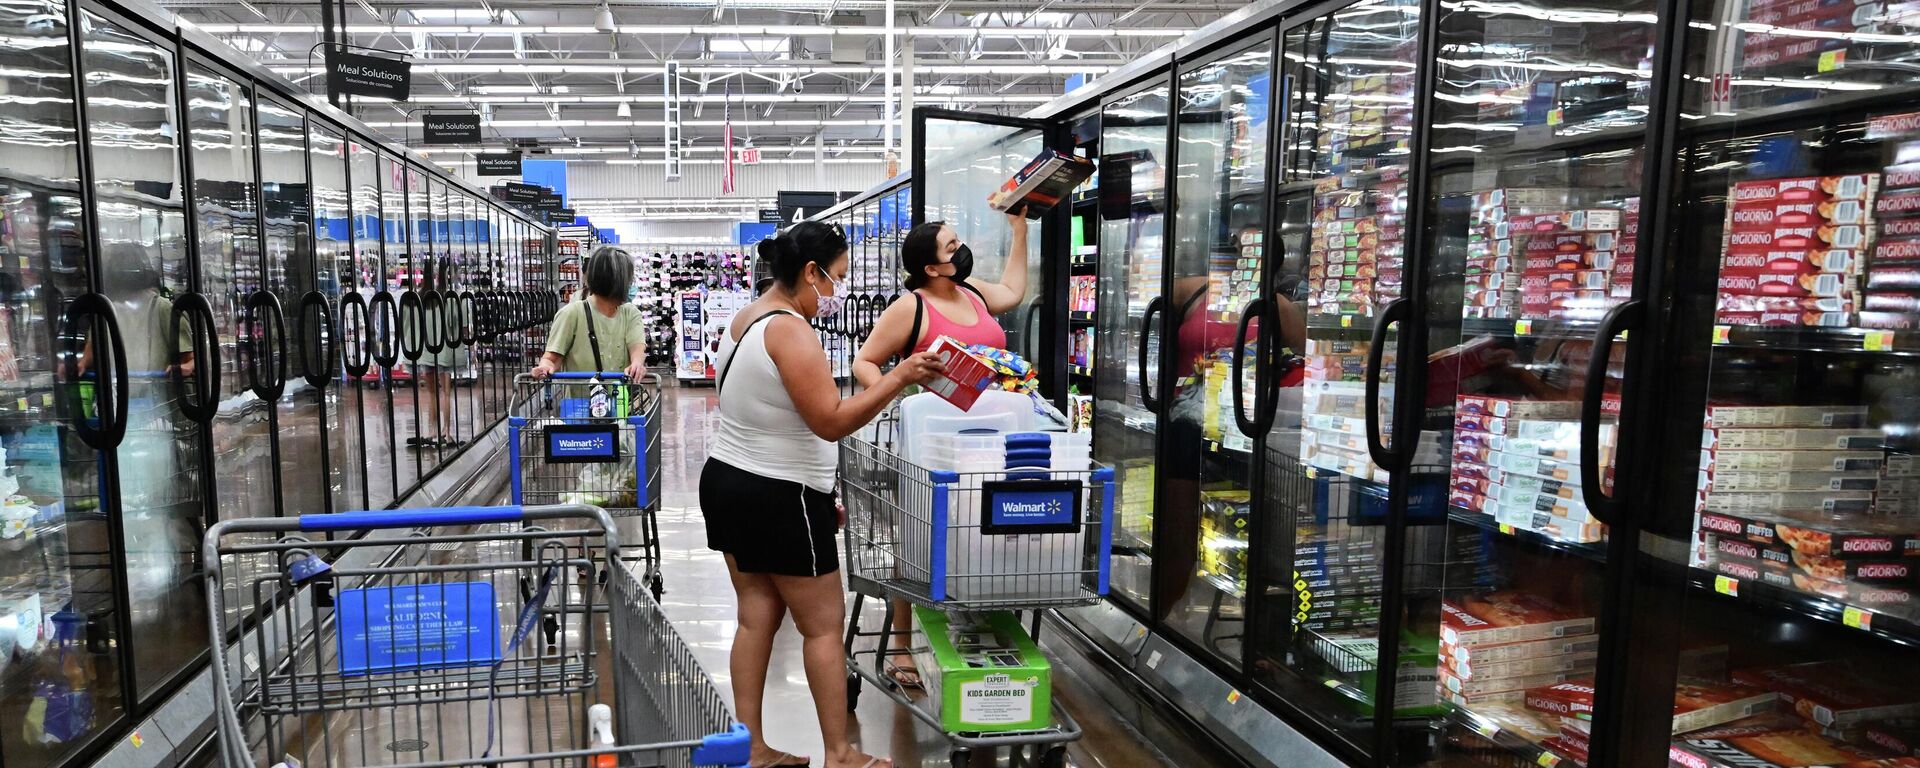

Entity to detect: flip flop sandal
[751,752,810,768]
[884,661,923,690]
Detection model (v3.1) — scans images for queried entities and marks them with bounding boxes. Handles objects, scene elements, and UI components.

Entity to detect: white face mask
[812,271,847,319]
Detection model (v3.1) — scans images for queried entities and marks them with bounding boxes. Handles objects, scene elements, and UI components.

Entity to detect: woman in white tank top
[700,221,944,768]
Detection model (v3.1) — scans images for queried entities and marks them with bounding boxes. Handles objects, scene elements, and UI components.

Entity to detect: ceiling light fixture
[594,5,617,33]
[617,100,632,117]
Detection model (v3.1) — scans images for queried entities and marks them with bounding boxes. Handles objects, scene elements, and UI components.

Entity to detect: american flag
[720,79,735,195]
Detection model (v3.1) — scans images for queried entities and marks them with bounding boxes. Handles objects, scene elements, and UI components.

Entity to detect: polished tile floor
[640,383,1179,768]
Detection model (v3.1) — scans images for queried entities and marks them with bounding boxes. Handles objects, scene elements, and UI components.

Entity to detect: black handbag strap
[579,300,606,374]
[718,309,797,395]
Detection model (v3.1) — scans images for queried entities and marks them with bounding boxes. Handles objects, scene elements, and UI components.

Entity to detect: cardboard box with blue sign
[910,607,1052,733]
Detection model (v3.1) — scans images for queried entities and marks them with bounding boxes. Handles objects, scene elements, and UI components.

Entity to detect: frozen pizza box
[1699,449,1887,475]
[1703,428,1886,452]
[1442,647,1598,682]
[1706,405,1871,429]
[1440,634,1602,667]
[1527,678,1776,733]
[1696,509,1920,559]
[1699,469,1882,493]
[1455,394,1579,421]
[1441,667,1576,698]
[1697,489,1878,516]
[1440,591,1596,647]
[1734,661,1920,729]
[1668,713,1920,768]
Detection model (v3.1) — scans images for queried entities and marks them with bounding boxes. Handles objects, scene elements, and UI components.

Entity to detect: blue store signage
[336,582,500,675]
[980,480,1083,535]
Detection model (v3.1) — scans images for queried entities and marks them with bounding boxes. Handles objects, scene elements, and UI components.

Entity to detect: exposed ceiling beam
[191,21,1193,38]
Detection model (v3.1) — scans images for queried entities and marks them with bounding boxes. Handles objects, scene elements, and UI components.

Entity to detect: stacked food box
[1436,591,1598,710]
[1670,660,1920,767]
[1306,177,1407,316]
[1716,175,1878,327]
[1517,209,1626,321]
[1693,405,1882,528]
[1198,490,1249,596]
[1293,530,1383,634]
[1301,338,1391,482]
[1867,112,1920,329]
[1466,189,1568,319]
[1448,395,1608,544]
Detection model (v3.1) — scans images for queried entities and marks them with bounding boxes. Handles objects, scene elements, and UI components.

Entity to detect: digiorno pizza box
[1527,678,1776,733]
[1734,661,1920,728]
[1670,712,1920,768]
[1441,591,1596,647]
[1697,509,1920,560]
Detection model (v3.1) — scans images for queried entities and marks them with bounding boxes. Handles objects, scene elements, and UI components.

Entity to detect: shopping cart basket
[837,417,1115,768]
[511,373,666,599]
[201,503,748,768]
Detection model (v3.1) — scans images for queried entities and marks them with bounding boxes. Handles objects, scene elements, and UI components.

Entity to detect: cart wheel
[949,748,971,768]
[649,574,665,601]
[846,673,862,711]
[1041,746,1068,768]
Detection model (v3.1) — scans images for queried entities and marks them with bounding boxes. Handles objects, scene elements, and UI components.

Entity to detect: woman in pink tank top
[850,214,1029,689]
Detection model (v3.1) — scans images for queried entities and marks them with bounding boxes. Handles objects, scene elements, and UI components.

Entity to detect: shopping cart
[511,373,667,600]
[201,503,748,768]
[837,417,1116,768]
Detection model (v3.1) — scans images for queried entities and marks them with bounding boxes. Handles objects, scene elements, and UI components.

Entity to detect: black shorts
[700,458,839,577]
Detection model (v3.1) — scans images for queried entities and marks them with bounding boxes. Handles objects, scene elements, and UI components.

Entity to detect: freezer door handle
[1139,295,1167,414]
[1231,298,1270,438]
[1365,297,1412,470]
[1580,299,1642,525]
[370,291,400,369]
[173,292,220,424]
[340,292,372,378]
[246,290,289,402]
[61,293,129,451]
[296,290,335,390]
[422,290,446,355]
[398,290,425,362]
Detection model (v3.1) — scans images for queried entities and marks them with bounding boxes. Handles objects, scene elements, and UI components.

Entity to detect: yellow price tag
[129,731,143,748]
[1864,331,1894,352]
[1499,524,1516,535]
[1712,325,1732,345]
[1844,606,1873,630]
[1227,690,1242,705]
[1324,679,1344,689]
[13,398,24,411]
[1537,752,1561,768]
[1818,49,1846,72]
[1515,319,1533,336]
[1305,467,1319,479]
[1715,575,1740,596]
[1547,109,1565,126]
[1341,315,1354,328]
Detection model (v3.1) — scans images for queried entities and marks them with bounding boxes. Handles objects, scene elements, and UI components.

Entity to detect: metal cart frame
[200,503,747,768]
[837,420,1117,768]
[510,372,667,599]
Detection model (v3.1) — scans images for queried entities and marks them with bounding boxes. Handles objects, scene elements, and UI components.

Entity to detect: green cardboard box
[911,607,1052,733]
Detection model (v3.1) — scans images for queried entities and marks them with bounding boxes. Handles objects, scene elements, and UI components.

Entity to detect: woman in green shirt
[529,246,647,379]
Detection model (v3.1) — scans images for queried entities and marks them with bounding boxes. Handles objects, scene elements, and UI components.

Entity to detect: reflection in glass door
[1095,82,1171,613]
[0,1,124,760]
[1253,1,1422,759]
[260,96,326,521]
[916,111,1048,377]
[1163,38,1275,665]
[347,138,383,509]
[79,7,209,702]
[310,122,357,513]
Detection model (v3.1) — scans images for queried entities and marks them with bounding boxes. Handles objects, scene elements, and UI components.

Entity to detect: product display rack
[0,4,560,765]
[628,246,751,373]
[806,0,1920,764]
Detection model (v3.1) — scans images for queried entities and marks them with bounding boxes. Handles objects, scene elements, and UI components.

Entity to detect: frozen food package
[1734,661,1920,729]
[1441,591,1596,647]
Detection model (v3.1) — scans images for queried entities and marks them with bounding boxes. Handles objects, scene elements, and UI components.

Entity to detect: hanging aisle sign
[501,182,544,203]
[325,48,411,101]
[477,152,522,176]
[423,113,482,144]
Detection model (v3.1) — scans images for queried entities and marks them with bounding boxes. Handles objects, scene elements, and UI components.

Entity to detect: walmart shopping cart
[201,503,747,768]
[838,416,1116,768]
[512,373,666,599]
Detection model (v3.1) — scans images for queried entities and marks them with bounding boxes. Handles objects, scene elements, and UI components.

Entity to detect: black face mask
[945,244,975,283]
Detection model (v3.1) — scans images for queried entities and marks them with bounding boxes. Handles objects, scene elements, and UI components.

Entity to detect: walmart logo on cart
[1000,499,1064,516]
[991,490,1074,527]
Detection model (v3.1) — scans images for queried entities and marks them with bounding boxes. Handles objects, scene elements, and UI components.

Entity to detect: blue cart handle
[297,505,526,531]
[548,371,627,380]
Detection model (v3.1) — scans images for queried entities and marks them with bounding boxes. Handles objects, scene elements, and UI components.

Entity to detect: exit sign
[739,147,761,165]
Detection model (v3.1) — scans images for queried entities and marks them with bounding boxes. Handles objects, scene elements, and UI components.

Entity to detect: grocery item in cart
[910,607,1053,733]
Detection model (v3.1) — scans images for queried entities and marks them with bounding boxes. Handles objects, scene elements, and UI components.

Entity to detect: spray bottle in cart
[589,704,617,768]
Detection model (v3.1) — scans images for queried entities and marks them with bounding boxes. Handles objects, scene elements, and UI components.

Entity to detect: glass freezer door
[913,108,1053,384]
[1629,0,1920,763]
[1094,81,1172,615]
[77,6,212,704]
[1162,36,1277,667]
[1251,0,1422,759]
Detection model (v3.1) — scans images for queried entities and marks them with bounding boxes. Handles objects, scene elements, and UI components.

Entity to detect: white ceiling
[164,0,1245,164]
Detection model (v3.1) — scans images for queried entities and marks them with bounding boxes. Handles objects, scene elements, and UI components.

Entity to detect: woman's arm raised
[768,314,944,442]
